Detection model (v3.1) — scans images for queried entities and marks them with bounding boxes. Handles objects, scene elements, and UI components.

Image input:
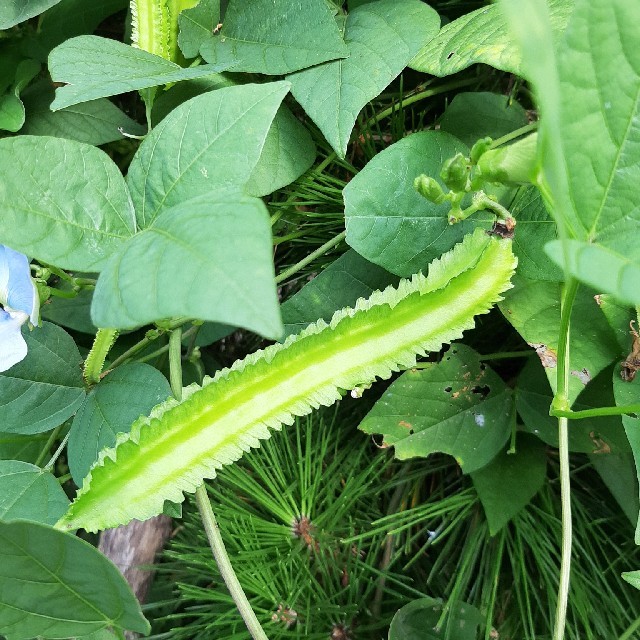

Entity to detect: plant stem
[551,404,640,419]
[84,328,119,385]
[552,277,578,640]
[195,485,269,640]
[44,431,71,472]
[275,230,346,284]
[34,424,62,467]
[364,77,477,128]
[489,122,538,149]
[619,616,640,640]
[167,327,269,640]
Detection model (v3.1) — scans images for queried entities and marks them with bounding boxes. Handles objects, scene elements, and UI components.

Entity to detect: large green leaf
[504,0,640,304]
[177,0,221,59]
[0,136,135,271]
[0,0,62,29]
[0,520,149,639]
[199,0,348,75]
[622,571,640,591]
[471,434,547,535]
[287,0,439,158]
[500,275,620,404]
[590,452,639,526]
[613,370,640,542]
[359,344,513,472]
[48,35,232,110]
[68,364,171,485]
[516,359,630,453]
[91,193,283,338]
[281,249,398,337]
[389,598,483,640]
[126,81,290,227]
[344,131,490,276]
[0,461,69,525]
[411,0,574,77]
[0,323,85,435]
[438,91,528,148]
[22,82,146,145]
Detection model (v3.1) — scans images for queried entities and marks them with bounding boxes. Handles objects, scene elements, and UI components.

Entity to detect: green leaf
[281,249,399,337]
[411,0,574,77]
[439,91,528,148]
[590,453,639,526]
[287,0,439,157]
[0,0,63,29]
[69,364,170,485]
[0,461,69,525]
[126,81,290,227]
[0,323,85,435]
[91,192,283,338]
[613,371,640,542]
[35,0,128,57]
[511,187,562,282]
[0,520,149,638]
[471,434,547,535]
[622,571,640,591]
[41,287,97,335]
[48,35,232,110]
[517,359,630,453]
[505,0,640,302]
[344,131,490,276]
[0,94,24,133]
[22,82,146,145]
[199,0,348,75]
[178,0,221,59]
[0,136,135,271]
[58,231,516,531]
[359,344,513,472]
[0,433,48,464]
[500,275,620,404]
[389,597,483,640]
[546,240,640,307]
[245,104,316,197]
[0,59,40,133]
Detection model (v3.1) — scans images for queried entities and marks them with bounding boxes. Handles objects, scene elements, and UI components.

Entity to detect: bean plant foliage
[0,0,638,638]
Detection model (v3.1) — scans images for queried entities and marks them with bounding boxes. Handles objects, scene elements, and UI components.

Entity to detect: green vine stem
[195,486,269,640]
[168,327,269,640]
[84,328,119,386]
[552,277,579,640]
[275,231,346,284]
[551,404,640,420]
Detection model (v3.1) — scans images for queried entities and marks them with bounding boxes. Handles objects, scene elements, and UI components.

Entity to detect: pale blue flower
[0,245,39,372]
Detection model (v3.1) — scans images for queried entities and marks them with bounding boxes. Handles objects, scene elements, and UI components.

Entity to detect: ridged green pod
[57,230,516,532]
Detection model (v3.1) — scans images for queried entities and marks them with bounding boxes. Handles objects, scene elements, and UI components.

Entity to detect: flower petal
[0,308,28,372]
[0,245,39,324]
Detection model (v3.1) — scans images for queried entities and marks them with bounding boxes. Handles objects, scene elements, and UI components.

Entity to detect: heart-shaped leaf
[0,322,85,435]
[0,461,69,525]
[91,193,283,338]
[0,520,149,638]
[199,0,348,75]
[126,81,290,227]
[359,344,513,472]
[0,136,135,271]
[287,0,439,157]
[49,35,232,110]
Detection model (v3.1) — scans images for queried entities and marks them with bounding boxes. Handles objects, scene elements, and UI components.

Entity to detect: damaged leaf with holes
[359,344,514,472]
